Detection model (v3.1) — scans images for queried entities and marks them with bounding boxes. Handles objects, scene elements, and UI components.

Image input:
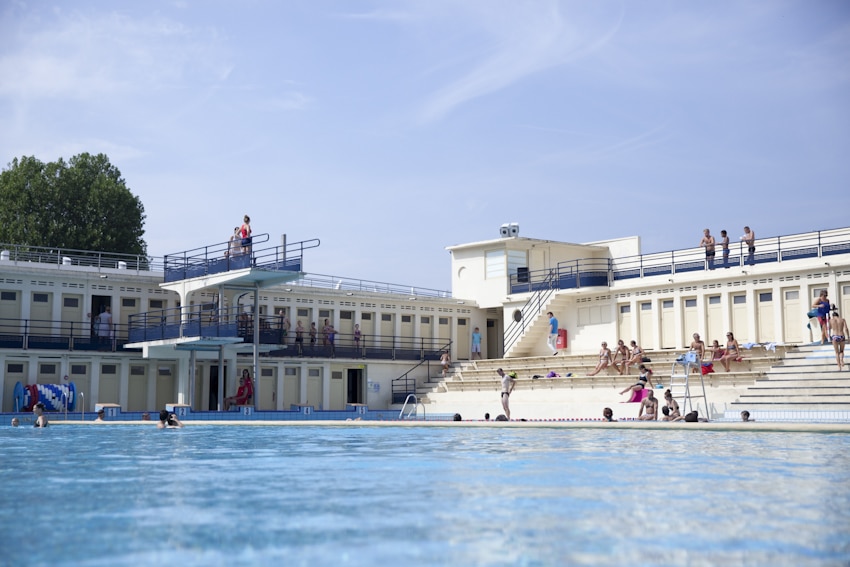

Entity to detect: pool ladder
[399,394,426,420]
[669,352,709,418]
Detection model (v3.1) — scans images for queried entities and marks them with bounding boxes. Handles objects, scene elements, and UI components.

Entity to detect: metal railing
[508,226,850,292]
[288,273,451,299]
[163,234,320,283]
[0,317,134,352]
[1,312,455,362]
[503,270,558,355]
[0,241,453,298]
[0,243,159,272]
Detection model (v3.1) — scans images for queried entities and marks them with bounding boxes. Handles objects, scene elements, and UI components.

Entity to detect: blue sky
[2,1,849,291]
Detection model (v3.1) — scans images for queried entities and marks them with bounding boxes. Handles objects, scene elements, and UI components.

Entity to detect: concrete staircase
[729,344,850,411]
[504,294,574,358]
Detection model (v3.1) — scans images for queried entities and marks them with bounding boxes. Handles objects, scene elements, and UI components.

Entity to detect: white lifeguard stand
[669,351,709,418]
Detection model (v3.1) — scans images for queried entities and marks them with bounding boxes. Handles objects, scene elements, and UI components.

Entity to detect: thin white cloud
[418,1,623,123]
[536,122,672,167]
[337,9,415,22]
[0,9,231,100]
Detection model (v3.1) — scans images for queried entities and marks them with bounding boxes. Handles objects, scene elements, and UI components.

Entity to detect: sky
[2,0,849,291]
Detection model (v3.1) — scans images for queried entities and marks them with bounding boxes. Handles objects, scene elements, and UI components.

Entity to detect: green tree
[0,153,147,255]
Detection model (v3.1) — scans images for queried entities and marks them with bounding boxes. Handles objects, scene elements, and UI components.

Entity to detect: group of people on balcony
[699,226,756,269]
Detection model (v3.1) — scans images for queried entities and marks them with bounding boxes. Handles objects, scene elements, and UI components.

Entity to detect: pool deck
[37,419,850,433]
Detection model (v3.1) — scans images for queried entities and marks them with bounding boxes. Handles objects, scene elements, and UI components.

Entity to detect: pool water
[1,425,848,566]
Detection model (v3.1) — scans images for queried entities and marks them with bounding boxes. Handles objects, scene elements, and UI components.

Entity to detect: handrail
[0,243,159,271]
[398,394,425,420]
[509,226,850,291]
[162,234,321,283]
[503,270,558,355]
[287,273,451,299]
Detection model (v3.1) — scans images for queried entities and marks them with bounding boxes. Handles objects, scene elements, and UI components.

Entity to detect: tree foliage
[0,153,147,255]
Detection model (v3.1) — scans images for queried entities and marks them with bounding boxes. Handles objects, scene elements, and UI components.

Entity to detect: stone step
[752,378,850,389]
[727,401,850,411]
[743,387,850,396]
[736,395,850,405]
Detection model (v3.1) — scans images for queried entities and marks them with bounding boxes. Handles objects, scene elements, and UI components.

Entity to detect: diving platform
[127,234,320,351]
[161,233,319,296]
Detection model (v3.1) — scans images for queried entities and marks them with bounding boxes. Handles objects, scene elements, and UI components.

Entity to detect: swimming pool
[1,425,848,566]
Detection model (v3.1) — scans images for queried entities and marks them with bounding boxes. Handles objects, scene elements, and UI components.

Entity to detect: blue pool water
[1,425,848,567]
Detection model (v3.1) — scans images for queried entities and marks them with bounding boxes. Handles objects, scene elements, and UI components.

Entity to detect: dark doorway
[210,365,226,411]
[346,368,363,404]
[91,294,113,348]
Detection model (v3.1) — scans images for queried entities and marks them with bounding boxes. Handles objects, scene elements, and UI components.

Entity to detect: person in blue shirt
[546,311,559,355]
[471,326,482,360]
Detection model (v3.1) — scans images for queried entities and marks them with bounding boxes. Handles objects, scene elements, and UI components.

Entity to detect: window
[7,363,24,373]
[332,371,343,380]
[733,295,747,305]
[319,310,330,318]
[122,298,136,307]
[662,300,674,309]
[485,250,505,278]
[759,292,773,302]
[785,290,799,300]
[285,367,297,376]
[439,317,449,325]
[340,311,353,320]
[71,365,87,375]
[64,297,79,308]
[150,300,164,309]
[130,366,145,376]
[685,299,697,308]
[708,296,721,305]
[421,316,430,324]
[619,305,631,314]
[101,365,117,374]
[261,368,273,377]
[297,308,309,317]
[382,314,392,322]
[158,367,172,376]
[308,368,321,377]
[507,250,527,278]
[361,313,372,320]
[33,293,49,303]
[401,315,412,323]
[1,291,16,301]
[641,303,652,311]
[458,319,467,326]
[40,364,56,374]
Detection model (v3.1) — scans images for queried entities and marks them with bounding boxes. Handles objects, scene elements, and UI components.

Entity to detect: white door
[782,288,802,344]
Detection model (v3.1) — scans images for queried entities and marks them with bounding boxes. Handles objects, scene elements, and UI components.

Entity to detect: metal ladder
[669,351,709,418]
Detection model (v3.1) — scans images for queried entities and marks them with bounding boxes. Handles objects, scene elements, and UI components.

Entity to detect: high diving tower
[126,233,320,411]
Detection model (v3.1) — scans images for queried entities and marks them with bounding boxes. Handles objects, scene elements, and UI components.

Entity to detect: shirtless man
[719,229,730,268]
[830,311,849,371]
[690,333,706,373]
[741,226,755,266]
[638,389,658,421]
[497,368,517,420]
[699,229,716,270]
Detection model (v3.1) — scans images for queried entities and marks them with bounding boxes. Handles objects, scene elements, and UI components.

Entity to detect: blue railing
[503,270,558,355]
[0,317,134,352]
[162,234,320,283]
[0,241,452,298]
[509,226,850,293]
